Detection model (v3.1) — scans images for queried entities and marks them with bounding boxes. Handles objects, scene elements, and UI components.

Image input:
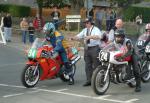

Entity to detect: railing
[0,27,6,45]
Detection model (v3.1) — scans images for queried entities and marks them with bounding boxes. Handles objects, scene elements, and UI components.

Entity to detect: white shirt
[77,26,102,47]
[0,17,4,28]
[108,29,115,42]
[53,12,59,20]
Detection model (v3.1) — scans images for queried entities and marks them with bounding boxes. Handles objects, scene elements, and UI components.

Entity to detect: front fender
[26,60,37,65]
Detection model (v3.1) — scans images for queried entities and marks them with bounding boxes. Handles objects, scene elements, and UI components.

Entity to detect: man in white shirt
[71,17,103,86]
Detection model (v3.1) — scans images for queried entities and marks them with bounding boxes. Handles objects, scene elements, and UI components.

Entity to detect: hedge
[0,4,31,17]
[123,6,150,23]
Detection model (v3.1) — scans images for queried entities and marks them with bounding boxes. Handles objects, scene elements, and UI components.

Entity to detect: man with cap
[71,17,103,86]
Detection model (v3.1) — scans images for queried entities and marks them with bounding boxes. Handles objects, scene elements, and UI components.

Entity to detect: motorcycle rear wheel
[21,64,40,88]
[91,65,110,95]
[141,61,150,82]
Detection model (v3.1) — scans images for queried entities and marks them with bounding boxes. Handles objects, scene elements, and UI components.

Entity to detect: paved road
[0,37,150,103]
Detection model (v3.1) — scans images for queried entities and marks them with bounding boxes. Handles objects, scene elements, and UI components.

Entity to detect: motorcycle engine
[114,65,127,83]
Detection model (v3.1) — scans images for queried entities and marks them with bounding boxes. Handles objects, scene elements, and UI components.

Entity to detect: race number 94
[145,45,150,53]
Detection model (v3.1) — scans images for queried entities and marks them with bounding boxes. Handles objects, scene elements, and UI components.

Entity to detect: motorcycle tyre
[91,65,110,95]
[141,61,150,83]
[21,64,40,88]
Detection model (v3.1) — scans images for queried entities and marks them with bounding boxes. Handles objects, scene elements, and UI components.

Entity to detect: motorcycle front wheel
[141,61,150,82]
[21,64,40,88]
[91,65,110,95]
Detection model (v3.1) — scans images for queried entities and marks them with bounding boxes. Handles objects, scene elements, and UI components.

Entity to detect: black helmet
[114,28,125,37]
[114,28,125,44]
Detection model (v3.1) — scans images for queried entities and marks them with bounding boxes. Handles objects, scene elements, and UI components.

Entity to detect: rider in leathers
[136,23,150,59]
[144,23,150,46]
[43,22,74,85]
[112,29,141,92]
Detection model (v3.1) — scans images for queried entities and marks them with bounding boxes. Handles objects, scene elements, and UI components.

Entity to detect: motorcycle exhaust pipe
[71,55,81,65]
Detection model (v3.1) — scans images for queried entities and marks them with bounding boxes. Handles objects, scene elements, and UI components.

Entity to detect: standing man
[0,12,5,28]
[95,8,104,30]
[105,8,111,31]
[20,17,29,44]
[33,14,45,38]
[107,19,124,43]
[51,5,60,30]
[3,13,12,42]
[71,17,103,86]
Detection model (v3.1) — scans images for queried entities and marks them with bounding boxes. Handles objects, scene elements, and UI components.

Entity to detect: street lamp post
[86,0,89,17]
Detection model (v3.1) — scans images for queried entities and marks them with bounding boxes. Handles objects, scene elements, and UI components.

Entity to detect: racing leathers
[113,38,141,92]
[46,31,74,85]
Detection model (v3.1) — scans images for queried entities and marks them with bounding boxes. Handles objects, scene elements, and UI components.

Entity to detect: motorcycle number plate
[137,40,145,46]
[145,45,150,53]
[28,48,37,58]
[100,52,108,61]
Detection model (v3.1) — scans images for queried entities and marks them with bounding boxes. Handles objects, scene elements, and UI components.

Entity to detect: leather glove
[116,56,124,61]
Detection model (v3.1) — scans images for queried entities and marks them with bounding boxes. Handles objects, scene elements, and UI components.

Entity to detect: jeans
[106,20,111,31]
[29,34,34,43]
[95,19,102,30]
[4,27,12,41]
[22,30,28,44]
[59,51,68,63]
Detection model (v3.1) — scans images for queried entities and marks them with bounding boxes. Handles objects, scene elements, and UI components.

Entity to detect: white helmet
[145,23,150,31]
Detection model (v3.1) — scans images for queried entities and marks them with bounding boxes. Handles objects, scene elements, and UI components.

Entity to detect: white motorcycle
[91,43,136,95]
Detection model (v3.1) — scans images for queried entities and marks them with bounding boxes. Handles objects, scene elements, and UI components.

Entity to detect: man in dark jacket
[51,5,60,30]
[3,13,12,42]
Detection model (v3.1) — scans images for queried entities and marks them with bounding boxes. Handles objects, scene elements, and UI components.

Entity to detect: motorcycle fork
[104,63,111,82]
[141,61,147,69]
[33,63,39,76]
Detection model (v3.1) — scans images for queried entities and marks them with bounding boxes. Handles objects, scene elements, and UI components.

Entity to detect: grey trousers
[84,46,100,83]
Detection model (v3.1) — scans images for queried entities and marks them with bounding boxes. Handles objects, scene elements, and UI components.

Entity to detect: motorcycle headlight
[99,51,109,62]
[40,50,49,58]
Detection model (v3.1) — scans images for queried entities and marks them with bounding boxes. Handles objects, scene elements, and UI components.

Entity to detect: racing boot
[135,78,141,92]
[64,62,74,85]
[63,71,70,80]
[68,74,74,85]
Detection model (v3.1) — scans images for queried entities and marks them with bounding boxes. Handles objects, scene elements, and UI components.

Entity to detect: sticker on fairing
[28,48,37,58]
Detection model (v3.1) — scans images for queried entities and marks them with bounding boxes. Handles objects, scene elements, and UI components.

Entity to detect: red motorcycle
[21,38,81,88]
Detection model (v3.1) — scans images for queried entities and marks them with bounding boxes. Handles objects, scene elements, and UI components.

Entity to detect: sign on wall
[66,15,81,32]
